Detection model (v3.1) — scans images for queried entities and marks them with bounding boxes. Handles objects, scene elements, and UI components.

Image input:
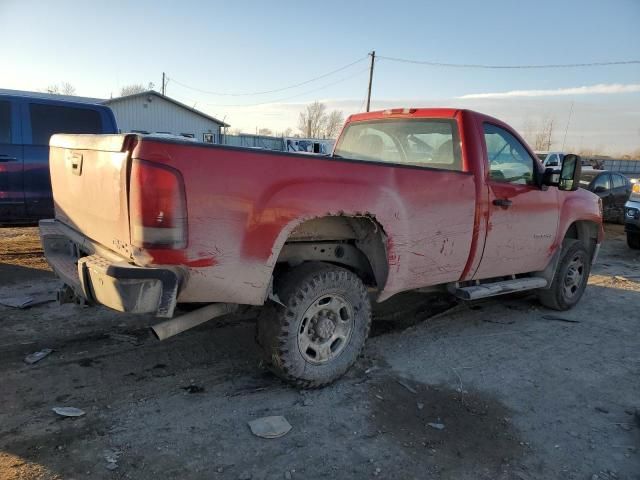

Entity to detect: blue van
[0,89,117,225]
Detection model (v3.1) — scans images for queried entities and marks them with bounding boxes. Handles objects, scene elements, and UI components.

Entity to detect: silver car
[624,180,640,249]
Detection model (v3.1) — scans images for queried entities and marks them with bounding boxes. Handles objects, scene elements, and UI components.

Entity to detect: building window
[203,133,215,143]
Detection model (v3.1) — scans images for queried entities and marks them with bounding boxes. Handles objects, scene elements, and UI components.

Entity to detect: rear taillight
[129,159,187,249]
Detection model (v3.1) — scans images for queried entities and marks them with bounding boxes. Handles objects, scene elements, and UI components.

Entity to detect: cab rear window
[334,119,462,171]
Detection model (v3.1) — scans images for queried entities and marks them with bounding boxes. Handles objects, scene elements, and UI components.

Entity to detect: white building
[104,90,228,143]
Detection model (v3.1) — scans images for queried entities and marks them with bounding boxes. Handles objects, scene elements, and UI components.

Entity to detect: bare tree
[258,128,273,136]
[324,110,344,138]
[297,102,345,139]
[522,116,555,151]
[120,84,147,97]
[45,82,76,95]
[282,127,293,138]
[298,101,327,138]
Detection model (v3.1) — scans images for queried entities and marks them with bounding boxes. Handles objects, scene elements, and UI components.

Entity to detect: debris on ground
[182,385,205,394]
[427,422,445,430]
[594,406,609,414]
[104,449,122,470]
[417,402,424,410]
[52,406,85,417]
[108,332,141,345]
[248,416,292,439]
[396,379,417,394]
[303,398,314,407]
[0,292,55,309]
[24,348,53,364]
[541,315,580,324]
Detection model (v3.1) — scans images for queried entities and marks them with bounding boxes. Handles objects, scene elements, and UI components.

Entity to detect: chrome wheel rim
[563,254,585,300]
[297,294,354,364]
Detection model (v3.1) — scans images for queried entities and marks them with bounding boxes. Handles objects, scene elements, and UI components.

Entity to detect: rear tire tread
[258,262,371,389]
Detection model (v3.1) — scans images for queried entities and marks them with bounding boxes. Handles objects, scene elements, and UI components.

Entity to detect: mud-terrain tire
[538,241,591,311]
[627,232,640,250]
[257,262,371,388]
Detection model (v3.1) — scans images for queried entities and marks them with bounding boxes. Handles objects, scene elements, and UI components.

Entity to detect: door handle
[0,154,17,162]
[493,198,512,208]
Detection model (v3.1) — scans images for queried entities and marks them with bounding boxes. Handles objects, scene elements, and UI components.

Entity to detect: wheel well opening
[274,216,389,288]
[564,220,598,255]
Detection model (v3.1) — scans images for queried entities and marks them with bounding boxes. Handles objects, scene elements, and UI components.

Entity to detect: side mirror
[542,167,559,187]
[558,154,582,191]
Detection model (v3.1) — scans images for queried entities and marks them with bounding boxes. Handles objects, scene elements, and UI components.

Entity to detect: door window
[611,174,626,189]
[546,154,559,166]
[591,174,610,191]
[0,101,11,144]
[483,124,534,185]
[29,103,102,145]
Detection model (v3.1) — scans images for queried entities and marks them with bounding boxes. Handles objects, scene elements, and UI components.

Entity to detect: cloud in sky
[458,83,640,99]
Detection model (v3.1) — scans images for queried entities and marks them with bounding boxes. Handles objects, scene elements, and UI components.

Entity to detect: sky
[1,0,639,153]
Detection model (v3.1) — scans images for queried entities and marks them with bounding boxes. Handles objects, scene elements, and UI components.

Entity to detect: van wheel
[627,232,640,250]
[257,262,371,388]
[538,242,591,311]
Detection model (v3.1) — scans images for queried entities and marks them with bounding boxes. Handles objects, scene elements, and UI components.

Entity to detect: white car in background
[535,151,593,170]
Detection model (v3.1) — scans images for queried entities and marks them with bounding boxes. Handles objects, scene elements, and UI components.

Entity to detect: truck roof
[348,108,461,123]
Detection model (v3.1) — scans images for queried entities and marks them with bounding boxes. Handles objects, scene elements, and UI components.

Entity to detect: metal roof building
[103,90,229,143]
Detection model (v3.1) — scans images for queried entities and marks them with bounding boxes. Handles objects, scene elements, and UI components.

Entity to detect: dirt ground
[0,225,638,480]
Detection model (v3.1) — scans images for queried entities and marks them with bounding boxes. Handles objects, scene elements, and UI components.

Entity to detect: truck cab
[0,89,117,225]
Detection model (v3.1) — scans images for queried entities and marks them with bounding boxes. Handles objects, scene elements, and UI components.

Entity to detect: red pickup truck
[40,108,603,387]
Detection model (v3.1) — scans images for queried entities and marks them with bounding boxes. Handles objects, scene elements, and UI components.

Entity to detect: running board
[455,277,547,300]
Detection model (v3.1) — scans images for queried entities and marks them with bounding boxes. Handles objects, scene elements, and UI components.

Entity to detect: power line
[168,56,368,97]
[177,67,370,108]
[377,55,640,69]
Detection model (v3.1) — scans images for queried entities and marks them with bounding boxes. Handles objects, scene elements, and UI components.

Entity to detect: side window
[592,174,610,191]
[483,124,534,185]
[0,101,11,144]
[611,174,626,189]
[29,103,102,145]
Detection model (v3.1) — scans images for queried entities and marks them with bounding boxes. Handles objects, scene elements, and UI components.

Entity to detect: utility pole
[561,101,574,151]
[366,50,375,112]
[162,72,166,95]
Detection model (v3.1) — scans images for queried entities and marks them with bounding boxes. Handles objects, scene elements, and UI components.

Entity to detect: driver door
[474,123,559,280]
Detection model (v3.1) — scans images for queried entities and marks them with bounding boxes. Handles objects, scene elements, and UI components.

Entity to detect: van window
[30,103,102,145]
[0,101,10,144]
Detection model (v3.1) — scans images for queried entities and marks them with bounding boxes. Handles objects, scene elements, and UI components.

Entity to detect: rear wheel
[627,232,640,250]
[257,262,371,388]
[538,242,591,311]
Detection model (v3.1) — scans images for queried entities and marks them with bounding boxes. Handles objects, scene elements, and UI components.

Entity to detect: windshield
[333,119,462,171]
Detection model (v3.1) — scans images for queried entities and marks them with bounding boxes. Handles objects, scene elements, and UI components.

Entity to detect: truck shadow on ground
[368,375,523,479]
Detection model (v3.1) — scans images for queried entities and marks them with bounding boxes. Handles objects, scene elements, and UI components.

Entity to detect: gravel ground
[0,225,638,480]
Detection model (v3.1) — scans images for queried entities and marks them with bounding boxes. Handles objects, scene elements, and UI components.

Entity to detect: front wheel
[627,232,640,250]
[538,242,591,311]
[257,262,371,388]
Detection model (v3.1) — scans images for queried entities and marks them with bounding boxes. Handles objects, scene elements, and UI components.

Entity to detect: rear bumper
[39,219,180,317]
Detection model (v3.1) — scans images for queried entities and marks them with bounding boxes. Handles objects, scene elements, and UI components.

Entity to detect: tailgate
[49,134,135,258]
